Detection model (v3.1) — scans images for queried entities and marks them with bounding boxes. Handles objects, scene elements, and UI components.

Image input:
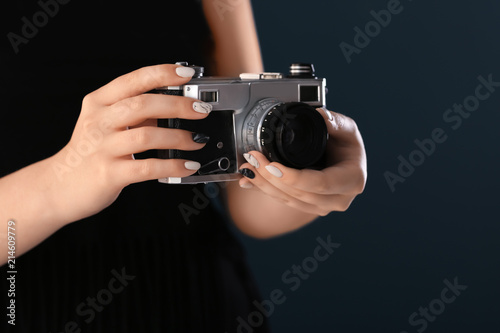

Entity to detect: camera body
[154,63,328,184]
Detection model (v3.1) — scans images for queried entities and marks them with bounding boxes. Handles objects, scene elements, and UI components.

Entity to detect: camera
[153,62,328,184]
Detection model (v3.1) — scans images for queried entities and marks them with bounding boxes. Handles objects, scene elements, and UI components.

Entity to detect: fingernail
[240,182,254,189]
[193,101,212,113]
[238,168,255,179]
[185,161,201,171]
[243,153,260,168]
[192,132,210,144]
[176,66,195,78]
[265,165,283,178]
[318,107,333,121]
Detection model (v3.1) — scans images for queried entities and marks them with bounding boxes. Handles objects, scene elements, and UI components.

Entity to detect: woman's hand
[48,64,212,222]
[237,107,367,217]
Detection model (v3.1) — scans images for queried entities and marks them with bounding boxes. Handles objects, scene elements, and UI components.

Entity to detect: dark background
[237,0,500,332]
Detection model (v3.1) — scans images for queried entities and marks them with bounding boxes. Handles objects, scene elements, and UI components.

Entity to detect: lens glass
[282,114,311,156]
[261,103,327,169]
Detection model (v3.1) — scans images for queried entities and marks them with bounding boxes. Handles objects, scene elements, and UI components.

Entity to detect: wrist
[0,154,74,258]
[32,153,75,229]
[42,148,94,227]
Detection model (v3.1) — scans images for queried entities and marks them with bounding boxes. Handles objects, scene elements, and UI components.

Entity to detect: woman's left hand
[238,107,367,217]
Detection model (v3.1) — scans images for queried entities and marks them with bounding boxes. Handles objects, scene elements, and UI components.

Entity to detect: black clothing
[0,1,267,332]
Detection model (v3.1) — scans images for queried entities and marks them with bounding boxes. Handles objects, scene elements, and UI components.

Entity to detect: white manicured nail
[193,101,212,113]
[176,66,195,78]
[318,107,333,121]
[243,153,260,168]
[265,165,283,178]
[185,161,201,170]
[240,182,254,189]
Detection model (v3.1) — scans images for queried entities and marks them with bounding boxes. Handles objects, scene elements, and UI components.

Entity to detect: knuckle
[154,66,170,85]
[82,93,94,108]
[128,67,155,91]
[354,181,366,195]
[135,160,154,178]
[290,188,307,200]
[124,69,139,88]
[143,65,167,89]
[110,99,128,116]
[337,205,349,213]
[129,128,151,146]
[165,96,187,119]
[336,199,352,212]
[316,176,331,194]
[174,97,190,115]
[344,115,355,125]
[332,113,345,130]
[168,130,184,147]
[352,170,367,194]
[332,113,358,133]
[349,117,359,131]
[280,197,291,204]
[318,208,331,217]
[128,94,146,111]
[282,172,297,185]
[344,115,359,134]
[269,193,288,205]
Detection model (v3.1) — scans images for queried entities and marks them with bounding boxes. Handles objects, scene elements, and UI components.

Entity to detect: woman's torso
[1,1,267,331]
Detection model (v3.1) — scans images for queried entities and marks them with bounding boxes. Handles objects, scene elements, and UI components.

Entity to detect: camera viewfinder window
[299,85,319,102]
[200,91,219,103]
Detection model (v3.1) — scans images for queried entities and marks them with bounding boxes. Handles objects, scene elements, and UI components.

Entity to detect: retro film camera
[153,62,328,184]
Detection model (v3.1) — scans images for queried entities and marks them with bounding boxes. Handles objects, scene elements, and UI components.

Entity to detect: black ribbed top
[0,1,268,332]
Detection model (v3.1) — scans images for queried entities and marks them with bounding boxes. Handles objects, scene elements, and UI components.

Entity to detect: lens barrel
[260,102,327,169]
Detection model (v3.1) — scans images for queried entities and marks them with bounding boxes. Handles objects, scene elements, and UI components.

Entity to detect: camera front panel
[158,111,239,184]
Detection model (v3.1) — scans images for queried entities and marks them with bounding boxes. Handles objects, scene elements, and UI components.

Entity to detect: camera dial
[175,61,204,78]
[287,63,316,78]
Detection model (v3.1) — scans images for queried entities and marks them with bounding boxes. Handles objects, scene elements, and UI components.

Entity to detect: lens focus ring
[242,99,328,169]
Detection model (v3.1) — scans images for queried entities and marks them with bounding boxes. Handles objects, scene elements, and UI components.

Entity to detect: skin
[202,0,367,238]
[0,65,210,261]
[228,109,367,238]
[0,0,367,264]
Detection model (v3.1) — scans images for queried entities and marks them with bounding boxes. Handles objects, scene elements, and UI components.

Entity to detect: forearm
[0,155,70,264]
[202,0,263,75]
[226,182,318,238]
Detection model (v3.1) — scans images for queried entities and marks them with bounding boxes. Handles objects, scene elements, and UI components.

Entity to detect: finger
[320,109,367,183]
[90,64,195,106]
[316,106,334,123]
[109,94,211,129]
[112,158,201,186]
[318,108,363,145]
[105,127,205,156]
[239,161,356,214]
[238,178,256,190]
[270,161,365,195]
[238,164,324,215]
[248,151,365,195]
[128,118,157,129]
[243,153,356,211]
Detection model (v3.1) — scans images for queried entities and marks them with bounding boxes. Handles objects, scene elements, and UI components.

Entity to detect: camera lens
[261,102,328,169]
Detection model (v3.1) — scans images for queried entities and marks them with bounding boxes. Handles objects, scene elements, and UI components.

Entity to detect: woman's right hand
[48,64,212,223]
